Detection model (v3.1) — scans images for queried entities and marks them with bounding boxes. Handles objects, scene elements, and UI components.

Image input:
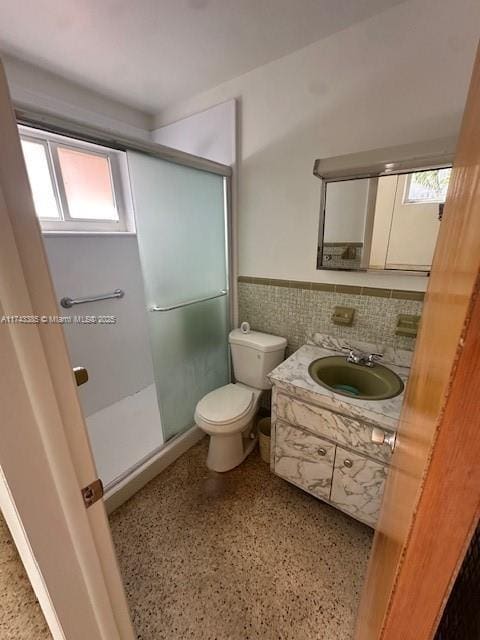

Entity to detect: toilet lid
[196,384,254,424]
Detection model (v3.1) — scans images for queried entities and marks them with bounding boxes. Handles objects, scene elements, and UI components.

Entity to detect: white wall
[43,235,154,415]
[324,180,370,243]
[370,175,397,268]
[43,235,163,486]
[153,0,480,292]
[152,99,236,165]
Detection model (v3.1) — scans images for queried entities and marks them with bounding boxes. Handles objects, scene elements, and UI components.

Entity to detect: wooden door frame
[0,61,135,639]
[356,42,480,639]
[381,272,480,636]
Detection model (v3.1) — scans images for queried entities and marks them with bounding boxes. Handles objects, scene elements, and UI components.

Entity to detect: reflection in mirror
[317,167,452,272]
[322,179,377,269]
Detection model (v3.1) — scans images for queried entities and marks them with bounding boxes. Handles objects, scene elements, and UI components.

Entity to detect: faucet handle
[341,345,355,355]
[342,347,362,364]
[367,353,383,366]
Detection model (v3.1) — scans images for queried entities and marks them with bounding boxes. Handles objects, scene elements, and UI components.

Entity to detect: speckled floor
[110,438,373,640]
[0,515,51,640]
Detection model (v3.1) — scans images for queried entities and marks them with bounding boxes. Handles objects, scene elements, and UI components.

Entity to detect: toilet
[195,329,287,472]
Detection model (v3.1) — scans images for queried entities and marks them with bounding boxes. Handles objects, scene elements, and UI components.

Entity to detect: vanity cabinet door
[275,392,393,464]
[330,446,388,527]
[274,422,335,500]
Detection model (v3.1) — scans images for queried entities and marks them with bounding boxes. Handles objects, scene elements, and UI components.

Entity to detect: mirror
[317,167,452,272]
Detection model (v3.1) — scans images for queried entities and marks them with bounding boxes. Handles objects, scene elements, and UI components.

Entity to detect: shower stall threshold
[104,425,205,513]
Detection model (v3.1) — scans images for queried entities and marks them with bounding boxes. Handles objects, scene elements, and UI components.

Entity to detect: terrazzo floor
[109,438,373,640]
[0,514,51,640]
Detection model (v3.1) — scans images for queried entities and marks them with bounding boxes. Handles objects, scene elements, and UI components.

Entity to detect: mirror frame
[314,138,456,274]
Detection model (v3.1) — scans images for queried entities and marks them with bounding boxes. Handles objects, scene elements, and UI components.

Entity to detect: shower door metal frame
[15,107,233,176]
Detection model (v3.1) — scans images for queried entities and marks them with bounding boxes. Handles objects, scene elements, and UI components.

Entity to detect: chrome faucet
[343,348,383,367]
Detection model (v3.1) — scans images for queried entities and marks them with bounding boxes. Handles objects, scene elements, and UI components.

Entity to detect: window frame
[18,125,135,233]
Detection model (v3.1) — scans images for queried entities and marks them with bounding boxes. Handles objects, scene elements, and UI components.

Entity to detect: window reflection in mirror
[317,167,452,273]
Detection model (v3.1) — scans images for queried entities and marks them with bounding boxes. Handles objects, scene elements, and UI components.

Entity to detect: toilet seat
[195,383,254,434]
[195,382,260,471]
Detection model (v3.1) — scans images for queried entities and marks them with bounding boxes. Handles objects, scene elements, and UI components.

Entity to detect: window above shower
[18,125,135,233]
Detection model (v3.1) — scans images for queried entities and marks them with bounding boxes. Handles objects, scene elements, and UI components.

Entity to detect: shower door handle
[151,289,228,312]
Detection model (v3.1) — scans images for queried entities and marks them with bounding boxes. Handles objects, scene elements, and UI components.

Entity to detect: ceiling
[0,0,406,115]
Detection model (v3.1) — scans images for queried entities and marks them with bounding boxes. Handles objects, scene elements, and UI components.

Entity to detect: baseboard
[104,425,205,514]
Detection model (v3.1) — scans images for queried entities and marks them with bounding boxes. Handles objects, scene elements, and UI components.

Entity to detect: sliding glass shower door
[127,152,230,441]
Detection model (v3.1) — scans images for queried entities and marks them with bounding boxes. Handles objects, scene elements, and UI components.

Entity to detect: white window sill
[41,231,137,237]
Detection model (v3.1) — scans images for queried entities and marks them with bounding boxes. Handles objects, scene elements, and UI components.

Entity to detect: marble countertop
[269,342,411,431]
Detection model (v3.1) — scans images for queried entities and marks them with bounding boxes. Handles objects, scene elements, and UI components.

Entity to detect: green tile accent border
[335,284,362,295]
[289,280,313,290]
[272,278,291,288]
[311,282,335,292]
[362,287,391,298]
[391,290,425,301]
[237,276,425,301]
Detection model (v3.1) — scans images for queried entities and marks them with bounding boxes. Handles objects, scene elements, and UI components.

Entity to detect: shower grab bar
[151,289,228,312]
[60,289,125,308]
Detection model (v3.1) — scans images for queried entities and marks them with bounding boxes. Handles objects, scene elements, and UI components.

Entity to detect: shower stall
[19,112,233,502]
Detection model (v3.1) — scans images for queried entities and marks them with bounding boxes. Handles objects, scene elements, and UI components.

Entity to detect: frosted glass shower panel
[127,152,230,440]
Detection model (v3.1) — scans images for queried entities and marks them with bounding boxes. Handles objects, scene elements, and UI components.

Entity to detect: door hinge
[81,478,104,508]
[73,366,89,386]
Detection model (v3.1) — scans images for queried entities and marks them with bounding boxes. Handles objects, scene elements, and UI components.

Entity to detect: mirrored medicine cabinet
[314,138,456,274]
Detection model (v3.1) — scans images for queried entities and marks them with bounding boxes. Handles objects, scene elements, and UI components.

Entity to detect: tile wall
[319,243,363,269]
[238,277,424,354]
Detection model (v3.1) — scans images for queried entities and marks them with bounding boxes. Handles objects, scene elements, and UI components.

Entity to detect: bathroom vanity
[268,335,411,528]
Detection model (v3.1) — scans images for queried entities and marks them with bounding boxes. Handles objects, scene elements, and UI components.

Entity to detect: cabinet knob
[344,458,353,468]
[317,447,327,457]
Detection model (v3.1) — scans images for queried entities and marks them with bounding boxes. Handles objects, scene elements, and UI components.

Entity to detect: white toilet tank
[229,329,287,390]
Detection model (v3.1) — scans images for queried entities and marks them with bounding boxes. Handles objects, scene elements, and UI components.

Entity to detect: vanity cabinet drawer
[274,422,335,500]
[276,392,392,464]
[330,446,388,527]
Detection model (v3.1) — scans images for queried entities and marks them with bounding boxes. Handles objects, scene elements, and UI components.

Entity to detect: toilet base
[206,421,258,472]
